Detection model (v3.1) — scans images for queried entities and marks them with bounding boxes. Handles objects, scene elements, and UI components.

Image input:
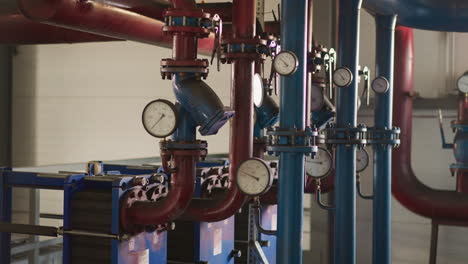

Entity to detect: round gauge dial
[457,73,468,93]
[310,84,325,111]
[304,147,333,178]
[333,67,353,87]
[253,73,264,107]
[142,99,178,138]
[356,148,369,173]
[236,158,273,196]
[372,76,390,94]
[273,51,299,76]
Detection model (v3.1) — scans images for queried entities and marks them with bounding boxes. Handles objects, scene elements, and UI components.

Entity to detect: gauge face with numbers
[457,73,468,93]
[236,158,273,196]
[356,148,370,173]
[310,84,325,111]
[372,76,390,94]
[304,147,333,178]
[273,51,299,76]
[333,67,353,87]
[142,99,178,138]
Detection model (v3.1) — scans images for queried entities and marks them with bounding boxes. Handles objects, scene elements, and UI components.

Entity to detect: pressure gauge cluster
[236,158,273,196]
[142,99,179,138]
[273,51,299,76]
[457,72,468,94]
[371,76,390,94]
[356,148,370,173]
[305,147,333,179]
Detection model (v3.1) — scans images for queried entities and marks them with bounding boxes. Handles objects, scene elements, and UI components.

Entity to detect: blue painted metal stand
[0,168,12,264]
[276,0,308,263]
[334,0,362,263]
[373,15,397,264]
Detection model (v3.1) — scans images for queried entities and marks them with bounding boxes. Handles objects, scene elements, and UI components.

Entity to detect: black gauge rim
[356,148,369,173]
[235,158,273,196]
[305,147,333,179]
[333,67,353,87]
[273,50,299,76]
[141,99,179,138]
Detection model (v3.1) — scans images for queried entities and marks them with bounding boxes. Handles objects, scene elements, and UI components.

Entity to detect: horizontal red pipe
[121,152,196,226]
[392,26,468,222]
[14,0,215,52]
[0,14,117,44]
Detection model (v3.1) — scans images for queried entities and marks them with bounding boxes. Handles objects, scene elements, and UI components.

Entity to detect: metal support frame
[334,0,362,263]
[372,15,397,264]
[276,0,309,263]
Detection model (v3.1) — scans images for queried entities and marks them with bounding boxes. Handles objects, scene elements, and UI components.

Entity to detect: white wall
[12,42,233,167]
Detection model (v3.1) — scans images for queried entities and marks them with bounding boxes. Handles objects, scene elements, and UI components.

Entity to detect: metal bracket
[266,127,319,156]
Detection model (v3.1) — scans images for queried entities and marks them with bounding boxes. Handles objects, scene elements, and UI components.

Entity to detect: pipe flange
[366,127,401,148]
[160,139,208,151]
[220,38,270,63]
[160,59,209,79]
[163,9,213,38]
[266,127,319,156]
[322,123,367,148]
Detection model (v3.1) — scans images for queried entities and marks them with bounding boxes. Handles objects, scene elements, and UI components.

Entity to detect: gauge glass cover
[310,84,325,111]
[236,158,273,196]
[356,148,369,173]
[253,73,264,107]
[371,76,390,94]
[333,67,353,87]
[457,74,468,93]
[305,147,333,178]
[142,99,178,138]
[273,51,299,76]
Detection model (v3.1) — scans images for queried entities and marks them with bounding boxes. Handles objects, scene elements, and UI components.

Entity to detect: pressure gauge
[236,158,273,196]
[273,51,299,76]
[371,76,390,94]
[253,73,264,107]
[457,73,468,93]
[142,99,178,138]
[310,84,325,111]
[356,148,369,173]
[304,147,333,178]
[333,67,353,87]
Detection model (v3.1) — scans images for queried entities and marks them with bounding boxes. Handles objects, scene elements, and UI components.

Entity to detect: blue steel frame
[372,15,397,264]
[276,0,308,263]
[334,0,362,263]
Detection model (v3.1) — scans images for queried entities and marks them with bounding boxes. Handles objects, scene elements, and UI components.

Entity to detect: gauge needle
[151,114,165,129]
[280,59,289,67]
[242,171,259,181]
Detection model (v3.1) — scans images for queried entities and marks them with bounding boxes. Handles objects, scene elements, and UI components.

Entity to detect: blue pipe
[372,15,397,264]
[276,0,308,263]
[334,0,362,263]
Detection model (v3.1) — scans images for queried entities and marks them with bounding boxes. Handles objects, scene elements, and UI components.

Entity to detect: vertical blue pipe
[276,0,308,263]
[372,15,397,264]
[334,1,362,263]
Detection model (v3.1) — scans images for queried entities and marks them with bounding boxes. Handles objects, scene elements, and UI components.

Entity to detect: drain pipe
[334,0,362,263]
[180,0,257,222]
[392,26,468,223]
[372,14,397,264]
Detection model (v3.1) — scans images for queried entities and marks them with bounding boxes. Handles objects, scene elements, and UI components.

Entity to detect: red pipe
[121,151,197,227]
[392,26,468,222]
[14,0,215,52]
[458,94,468,125]
[0,14,117,44]
[180,0,255,222]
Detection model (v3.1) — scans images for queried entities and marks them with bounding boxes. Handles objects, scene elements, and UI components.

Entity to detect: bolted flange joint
[266,126,319,156]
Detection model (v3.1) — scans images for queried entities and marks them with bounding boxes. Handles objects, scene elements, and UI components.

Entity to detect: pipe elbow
[172,75,234,136]
[255,95,279,129]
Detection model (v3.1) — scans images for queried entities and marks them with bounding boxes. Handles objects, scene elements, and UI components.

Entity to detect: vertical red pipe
[180,0,255,222]
[458,94,468,125]
[392,26,468,222]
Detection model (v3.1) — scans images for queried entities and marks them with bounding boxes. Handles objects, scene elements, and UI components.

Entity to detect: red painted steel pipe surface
[181,0,255,222]
[122,153,197,226]
[13,0,214,52]
[392,26,468,222]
